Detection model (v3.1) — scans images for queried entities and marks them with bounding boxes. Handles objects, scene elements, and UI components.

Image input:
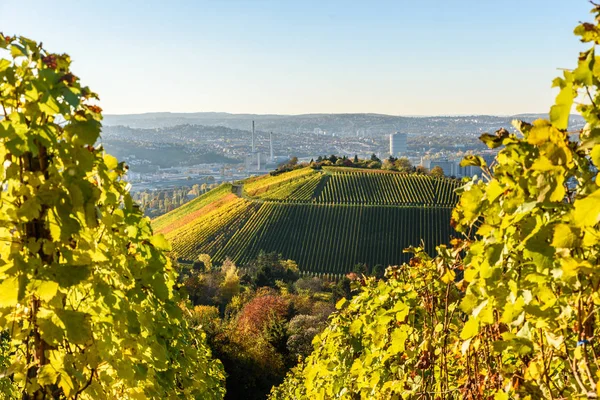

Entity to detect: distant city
[99,112,585,191]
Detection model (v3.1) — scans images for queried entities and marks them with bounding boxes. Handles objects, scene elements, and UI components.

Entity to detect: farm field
[154,167,461,274]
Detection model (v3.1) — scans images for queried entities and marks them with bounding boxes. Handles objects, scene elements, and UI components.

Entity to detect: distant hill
[104,111,585,137]
[153,166,461,275]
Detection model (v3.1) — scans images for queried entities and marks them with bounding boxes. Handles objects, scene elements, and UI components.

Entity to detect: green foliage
[0,331,17,398]
[270,246,467,399]
[271,5,600,399]
[244,251,299,288]
[0,35,224,398]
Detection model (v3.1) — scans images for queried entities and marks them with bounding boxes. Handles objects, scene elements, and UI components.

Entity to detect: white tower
[252,120,255,153]
[270,132,274,162]
[389,132,407,157]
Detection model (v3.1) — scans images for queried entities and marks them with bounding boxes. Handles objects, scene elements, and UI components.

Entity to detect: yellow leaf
[460,317,479,340]
[0,277,19,307]
[572,188,600,227]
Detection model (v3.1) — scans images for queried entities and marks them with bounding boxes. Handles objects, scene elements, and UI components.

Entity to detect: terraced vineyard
[154,166,462,274]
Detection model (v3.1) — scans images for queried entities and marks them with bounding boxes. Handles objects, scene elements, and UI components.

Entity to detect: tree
[220,258,241,305]
[372,264,385,279]
[294,277,324,294]
[367,160,381,169]
[353,262,368,275]
[246,252,299,288]
[395,157,412,173]
[286,315,324,360]
[430,165,444,177]
[0,35,224,398]
[382,158,395,170]
[353,154,359,163]
[331,277,352,303]
[237,294,290,336]
[370,153,380,162]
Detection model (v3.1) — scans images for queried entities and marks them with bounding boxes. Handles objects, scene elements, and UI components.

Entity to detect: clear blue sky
[0,1,592,115]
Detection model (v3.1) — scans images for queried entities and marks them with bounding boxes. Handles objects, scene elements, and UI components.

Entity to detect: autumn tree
[430,165,444,177]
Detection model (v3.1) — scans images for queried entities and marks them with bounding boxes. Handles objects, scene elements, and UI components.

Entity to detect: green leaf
[552,224,580,248]
[38,309,65,346]
[0,59,10,72]
[573,49,594,86]
[549,82,574,130]
[0,277,19,308]
[388,327,408,354]
[28,280,59,302]
[591,144,600,167]
[58,371,76,397]
[573,188,600,227]
[150,234,171,251]
[37,364,59,386]
[57,310,92,345]
[39,93,60,115]
[527,121,552,145]
[65,118,101,145]
[10,44,26,58]
[460,155,486,168]
[486,179,504,203]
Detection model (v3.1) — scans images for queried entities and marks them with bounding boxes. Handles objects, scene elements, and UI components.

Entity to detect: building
[245,152,267,172]
[429,159,455,177]
[422,153,497,178]
[389,132,407,157]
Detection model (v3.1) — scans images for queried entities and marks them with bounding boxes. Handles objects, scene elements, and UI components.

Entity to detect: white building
[389,132,407,157]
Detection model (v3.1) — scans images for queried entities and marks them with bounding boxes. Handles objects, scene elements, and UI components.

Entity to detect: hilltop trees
[430,165,445,177]
[271,4,600,399]
[0,35,224,398]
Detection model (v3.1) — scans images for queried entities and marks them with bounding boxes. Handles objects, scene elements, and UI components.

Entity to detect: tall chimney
[252,120,255,153]
[270,132,274,162]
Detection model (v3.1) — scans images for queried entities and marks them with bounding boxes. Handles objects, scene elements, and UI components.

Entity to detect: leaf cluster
[0,35,224,398]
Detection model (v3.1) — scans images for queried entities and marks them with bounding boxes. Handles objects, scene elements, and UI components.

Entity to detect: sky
[0,0,593,116]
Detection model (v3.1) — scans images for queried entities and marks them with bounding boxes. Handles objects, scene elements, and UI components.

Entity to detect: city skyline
[0,0,590,116]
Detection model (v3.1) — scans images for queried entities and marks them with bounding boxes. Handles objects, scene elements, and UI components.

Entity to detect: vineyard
[152,183,233,232]
[211,203,454,273]
[154,167,461,274]
[315,168,459,205]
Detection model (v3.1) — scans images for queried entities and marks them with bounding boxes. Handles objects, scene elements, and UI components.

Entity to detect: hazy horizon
[102,110,564,118]
[1,0,590,116]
